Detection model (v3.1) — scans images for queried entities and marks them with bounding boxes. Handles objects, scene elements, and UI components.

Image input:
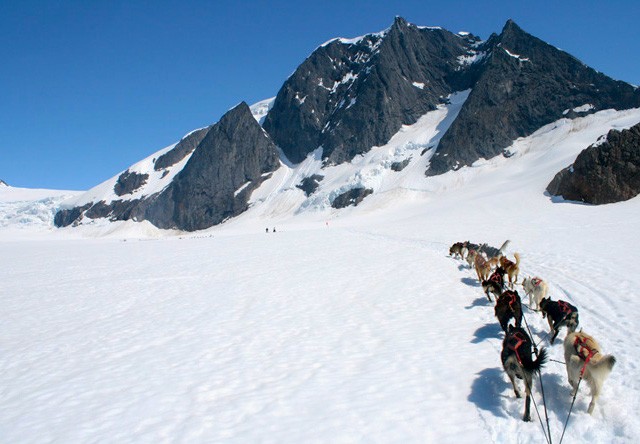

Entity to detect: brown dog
[474,253,491,283]
[500,253,521,287]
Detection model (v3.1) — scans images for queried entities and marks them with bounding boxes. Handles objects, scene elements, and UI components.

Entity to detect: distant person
[273,227,276,233]
[265,228,269,233]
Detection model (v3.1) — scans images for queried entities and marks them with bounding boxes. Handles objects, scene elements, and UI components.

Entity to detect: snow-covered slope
[2,105,640,442]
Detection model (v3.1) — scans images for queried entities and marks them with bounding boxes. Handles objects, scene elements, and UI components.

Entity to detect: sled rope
[558,376,582,444]
[522,311,553,444]
[523,373,551,444]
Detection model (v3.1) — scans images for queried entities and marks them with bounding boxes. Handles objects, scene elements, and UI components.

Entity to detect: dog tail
[590,354,616,380]
[498,240,511,255]
[514,252,521,266]
[524,347,548,373]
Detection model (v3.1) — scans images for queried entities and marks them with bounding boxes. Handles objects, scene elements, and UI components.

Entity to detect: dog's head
[539,297,550,317]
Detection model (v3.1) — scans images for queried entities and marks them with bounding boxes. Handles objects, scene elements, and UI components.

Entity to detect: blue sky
[2,0,639,190]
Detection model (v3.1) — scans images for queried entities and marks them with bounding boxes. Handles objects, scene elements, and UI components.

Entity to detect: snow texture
[2,106,640,443]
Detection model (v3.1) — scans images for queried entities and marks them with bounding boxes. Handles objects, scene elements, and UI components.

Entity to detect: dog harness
[508,331,528,366]
[502,290,518,311]
[557,300,575,314]
[489,270,503,285]
[574,336,598,377]
[531,277,542,287]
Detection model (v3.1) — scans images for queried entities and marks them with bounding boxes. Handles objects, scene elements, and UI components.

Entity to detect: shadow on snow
[471,322,503,343]
[468,367,510,418]
[461,277,480,288]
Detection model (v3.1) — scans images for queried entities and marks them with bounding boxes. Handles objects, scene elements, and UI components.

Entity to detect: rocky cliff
[547,122,640,204]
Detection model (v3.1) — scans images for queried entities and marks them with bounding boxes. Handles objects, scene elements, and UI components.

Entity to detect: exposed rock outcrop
[547,123,640,204]
[331,187,373,209]
[296,175,324,197]
[113,170,149,196]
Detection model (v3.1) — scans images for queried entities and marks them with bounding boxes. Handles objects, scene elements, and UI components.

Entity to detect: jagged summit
[0,179,7,187]
[426,18,640,175]
[263,17,471,165]
[54,18,640,231]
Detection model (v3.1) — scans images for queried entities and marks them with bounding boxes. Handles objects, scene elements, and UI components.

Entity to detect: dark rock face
[547,123,640,204]
[427,20,640,175]
[391,158,411,172]
[263,17,477,165]
[113,170,149,196]
[296,175,324,196]
[55,102,280,231]
[0,179,7,186]
[331,187,373,209]
[54,203,92,227]
[154,127,210,171]
[141,102,281,230]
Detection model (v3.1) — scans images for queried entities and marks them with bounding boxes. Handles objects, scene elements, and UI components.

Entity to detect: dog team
[450,240,616,421]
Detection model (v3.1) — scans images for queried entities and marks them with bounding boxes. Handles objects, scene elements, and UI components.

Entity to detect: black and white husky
[539,297,579,344]
[501,326,548,421]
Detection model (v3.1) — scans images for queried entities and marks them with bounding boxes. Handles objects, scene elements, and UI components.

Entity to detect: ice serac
[427,19,640,176]
[263,16,477,164]
[142,102,281,231]
[547,122,640,204]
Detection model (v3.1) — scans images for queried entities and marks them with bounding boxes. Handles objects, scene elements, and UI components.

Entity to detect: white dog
[564,331,616,414]
[521,276,549,311]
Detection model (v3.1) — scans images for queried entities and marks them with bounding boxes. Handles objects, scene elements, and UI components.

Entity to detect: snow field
[2,106,640,442]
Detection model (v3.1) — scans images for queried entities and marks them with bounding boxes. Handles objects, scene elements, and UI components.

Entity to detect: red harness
[508,331,528,366]
[557,300,574,314]
[531,277,542,287]
[490,271,503,285]
[502,290,518,311]
[574,336,598,377]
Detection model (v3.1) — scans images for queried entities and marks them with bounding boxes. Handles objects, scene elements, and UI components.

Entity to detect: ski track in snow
[2,107,640,442]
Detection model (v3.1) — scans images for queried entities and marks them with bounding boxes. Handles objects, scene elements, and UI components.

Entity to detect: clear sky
[2,0,639,190]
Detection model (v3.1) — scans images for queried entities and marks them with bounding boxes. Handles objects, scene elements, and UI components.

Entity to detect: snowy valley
[2,102,640,442]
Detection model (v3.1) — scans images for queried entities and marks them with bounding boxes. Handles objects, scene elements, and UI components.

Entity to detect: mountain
[427,20,640,175]
[54,18,640,231]
[547,122,640,204]
[55,103,280,231]
[263,17,478,165]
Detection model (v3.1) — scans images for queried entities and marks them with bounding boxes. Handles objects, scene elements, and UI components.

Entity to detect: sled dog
[539,297,579,344]
[495,290,523,332]
[564,330,616,414]
[521,276,549,311]
[501,326,548,422]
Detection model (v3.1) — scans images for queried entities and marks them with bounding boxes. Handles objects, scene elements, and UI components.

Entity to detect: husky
[501,326,548,421]
[449,242,466,259]
[481,266,506,302]
[521,276,549,311]
[539,297,579,344]
[479,240,511,259]
[564,331,616,414]
[474,253,491,283]
[466,249,477,269]
[500,253,521,288]
[495,289,523,332]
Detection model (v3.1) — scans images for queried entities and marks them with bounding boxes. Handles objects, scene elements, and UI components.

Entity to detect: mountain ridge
[54,18,640,231]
